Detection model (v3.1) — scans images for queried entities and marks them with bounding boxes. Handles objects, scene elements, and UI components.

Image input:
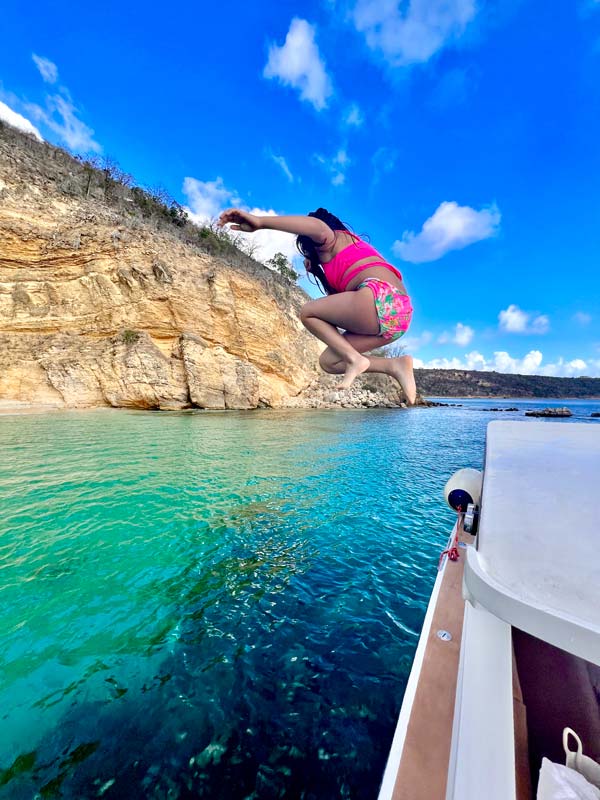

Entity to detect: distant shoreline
[414,368,600,400]
[424,395,600,401]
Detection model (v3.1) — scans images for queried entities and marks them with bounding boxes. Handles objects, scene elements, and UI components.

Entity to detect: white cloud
[344,102,364,127]
[393,200,501,263]
[529,315,550,334]
[182,178,298,266]
[530,316,549,334]
[315,148,350,186]
[573,311,592,325]
[439,322,474,346]
[0,99,43,140]
[498,304,528,332]
[352,0,477,67]
[183,177,240,223]
[537,357,600,378]
[493,349,544,374]
[25,91,101,153]
[498,304,549,334]
[414,349,487,371]
[398,329,433,351]
[242,208,300,264]
[32,54,58,84]
[3,58,101,153]
[270,153,294,182]
[413,349,600,377]
[549,358,587,375]
[264,18,332,110]
[455,323,474,346]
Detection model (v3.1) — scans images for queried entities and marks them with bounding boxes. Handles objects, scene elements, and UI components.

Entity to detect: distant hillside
[415,368,600,399]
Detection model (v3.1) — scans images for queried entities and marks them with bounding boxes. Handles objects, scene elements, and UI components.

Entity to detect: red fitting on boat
[438,511,462,568]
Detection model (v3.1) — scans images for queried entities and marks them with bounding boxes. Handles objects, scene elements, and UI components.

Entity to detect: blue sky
[1,0,600,376]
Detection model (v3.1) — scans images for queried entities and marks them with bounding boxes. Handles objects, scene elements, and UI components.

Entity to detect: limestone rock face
[0,124,410,410]
[0,126,325,410]
[180,334,261,410]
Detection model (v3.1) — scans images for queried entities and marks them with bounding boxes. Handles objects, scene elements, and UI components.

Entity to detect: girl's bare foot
[389,355,417,405]
[340,353,370,389]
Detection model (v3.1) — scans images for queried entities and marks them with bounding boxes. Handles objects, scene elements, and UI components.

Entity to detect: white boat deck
[464,420,600,665]
[380,420,600,800]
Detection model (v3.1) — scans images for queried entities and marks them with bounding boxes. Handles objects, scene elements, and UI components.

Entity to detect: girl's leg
[319,333,417,405]
[299,289,380,388]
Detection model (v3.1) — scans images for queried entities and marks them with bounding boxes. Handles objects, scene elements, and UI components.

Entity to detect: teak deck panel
[391,532,468,800]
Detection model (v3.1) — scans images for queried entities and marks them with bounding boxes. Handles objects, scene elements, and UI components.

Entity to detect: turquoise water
[1,402,598,799]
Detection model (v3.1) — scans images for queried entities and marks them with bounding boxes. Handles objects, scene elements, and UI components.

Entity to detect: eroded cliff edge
[0,124,407,410]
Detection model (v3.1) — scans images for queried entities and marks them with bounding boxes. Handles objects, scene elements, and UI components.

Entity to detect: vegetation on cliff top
[0,121,299,285]
[415,368,600,398]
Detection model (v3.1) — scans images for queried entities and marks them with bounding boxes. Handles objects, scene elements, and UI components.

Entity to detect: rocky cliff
[0,124,407,411]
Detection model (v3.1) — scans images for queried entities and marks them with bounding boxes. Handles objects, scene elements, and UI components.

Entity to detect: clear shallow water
[1,402,598,799]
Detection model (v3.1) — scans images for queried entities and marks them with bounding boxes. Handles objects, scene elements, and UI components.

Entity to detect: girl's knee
[299,301,316,324]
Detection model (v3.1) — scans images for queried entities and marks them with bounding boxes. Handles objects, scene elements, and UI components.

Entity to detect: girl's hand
[218,208,262,233]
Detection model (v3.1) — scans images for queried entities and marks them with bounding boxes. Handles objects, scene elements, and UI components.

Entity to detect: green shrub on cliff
[130,186,188,227]
[266,253,298,283]
[121,329,140,345]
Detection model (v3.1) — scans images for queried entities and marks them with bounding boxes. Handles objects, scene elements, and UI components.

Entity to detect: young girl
[217,207,417,405]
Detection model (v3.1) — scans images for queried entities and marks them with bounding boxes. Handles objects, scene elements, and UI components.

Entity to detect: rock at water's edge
[524,407,572,417]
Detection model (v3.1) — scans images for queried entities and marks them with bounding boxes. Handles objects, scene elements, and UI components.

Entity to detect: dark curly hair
[296,208,351,295]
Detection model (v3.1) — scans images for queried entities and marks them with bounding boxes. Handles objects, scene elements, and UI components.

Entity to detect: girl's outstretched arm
[218,208,334,246]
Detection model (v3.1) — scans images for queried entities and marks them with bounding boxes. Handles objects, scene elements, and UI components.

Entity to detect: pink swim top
[321,232,403,292]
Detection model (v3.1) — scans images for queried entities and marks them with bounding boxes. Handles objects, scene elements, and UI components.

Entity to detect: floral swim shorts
[358,278,413,342]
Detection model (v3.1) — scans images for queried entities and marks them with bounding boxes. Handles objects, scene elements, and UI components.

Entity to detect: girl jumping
[217,207,417,405]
